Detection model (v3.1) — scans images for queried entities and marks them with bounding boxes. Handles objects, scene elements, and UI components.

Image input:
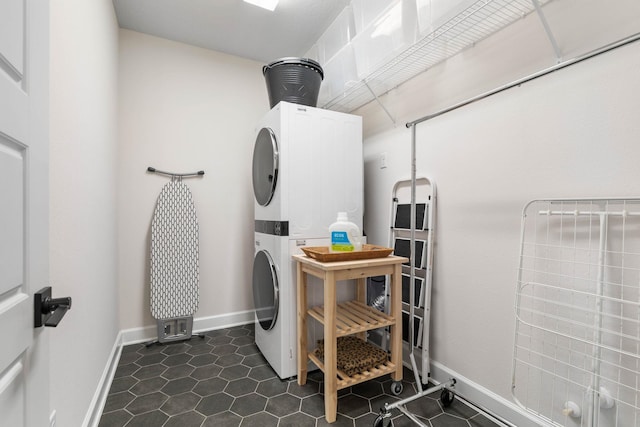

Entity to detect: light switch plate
[380,152,388,169]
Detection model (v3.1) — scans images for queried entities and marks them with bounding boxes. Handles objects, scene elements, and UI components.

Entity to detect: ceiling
[112,0,350,64]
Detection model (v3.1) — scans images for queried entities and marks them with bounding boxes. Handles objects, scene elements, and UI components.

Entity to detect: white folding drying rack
[512,198,640,427]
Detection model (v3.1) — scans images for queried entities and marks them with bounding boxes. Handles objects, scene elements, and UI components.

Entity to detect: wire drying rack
[512,198,640,427]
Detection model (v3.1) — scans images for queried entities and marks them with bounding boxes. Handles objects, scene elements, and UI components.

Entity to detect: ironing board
[149,179,201,344]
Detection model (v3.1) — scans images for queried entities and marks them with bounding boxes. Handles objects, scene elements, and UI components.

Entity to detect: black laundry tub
[263,57,324,108]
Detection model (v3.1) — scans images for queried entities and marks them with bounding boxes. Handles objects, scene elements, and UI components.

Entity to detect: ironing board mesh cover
[150,181,199,319]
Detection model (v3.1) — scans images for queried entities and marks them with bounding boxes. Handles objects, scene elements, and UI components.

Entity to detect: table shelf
[307,300,395,337]
[308,349,397,389]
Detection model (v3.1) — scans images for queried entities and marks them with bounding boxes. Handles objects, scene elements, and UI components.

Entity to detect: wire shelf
[512,199,640,427]
[321,0,549,113]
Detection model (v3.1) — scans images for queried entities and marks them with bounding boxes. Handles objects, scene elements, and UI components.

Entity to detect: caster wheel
[441,389,455,407]
[373,414,391,427]
[390,381,403,396]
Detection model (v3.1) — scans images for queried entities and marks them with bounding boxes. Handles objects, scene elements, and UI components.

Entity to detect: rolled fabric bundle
[316,336,388,377]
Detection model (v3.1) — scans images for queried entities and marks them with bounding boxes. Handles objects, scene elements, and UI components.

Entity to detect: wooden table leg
[297,263,308,385]
[356,277,367,341]
[390,264,403,381]
[324,270,337,423]
[356,277,366,304]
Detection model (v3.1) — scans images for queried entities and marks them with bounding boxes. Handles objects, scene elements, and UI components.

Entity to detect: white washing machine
[252,101,363,238]
[252,232,289,378]
[251,102,364,379]
[253,233,356,379]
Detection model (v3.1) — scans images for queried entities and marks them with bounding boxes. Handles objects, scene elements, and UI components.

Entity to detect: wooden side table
[293,254,407,423]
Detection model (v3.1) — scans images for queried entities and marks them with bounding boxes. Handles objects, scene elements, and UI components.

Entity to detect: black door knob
[34,287,73,328]
[42,296,72,313]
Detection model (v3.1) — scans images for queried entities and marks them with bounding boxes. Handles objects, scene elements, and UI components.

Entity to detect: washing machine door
[252,249,279,331]
[252,127,279,206]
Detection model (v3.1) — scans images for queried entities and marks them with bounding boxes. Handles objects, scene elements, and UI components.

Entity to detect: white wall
[46,0,640,424]
[117,30,268,331]
[355,0,640,421]
[49,0,120,426]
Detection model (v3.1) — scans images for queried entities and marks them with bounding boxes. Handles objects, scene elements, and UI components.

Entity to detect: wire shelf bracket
[531,0,563,63]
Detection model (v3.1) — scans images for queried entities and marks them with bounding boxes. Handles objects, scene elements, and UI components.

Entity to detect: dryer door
[252,249,279,331]
[252,127,279,206]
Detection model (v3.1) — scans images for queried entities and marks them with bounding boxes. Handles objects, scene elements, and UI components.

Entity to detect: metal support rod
[406,32,640,128]
[147,166,205,179]
[408,123,421,391]
[531,0,562,63]
[588,213,608,427]
[364,81,396,126]
[382,379,455,413]
[539,209,640,217]
[409,350,422,393]
[397,405,430,427]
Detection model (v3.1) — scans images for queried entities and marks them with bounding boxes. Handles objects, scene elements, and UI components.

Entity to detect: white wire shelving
[320,0,552,114]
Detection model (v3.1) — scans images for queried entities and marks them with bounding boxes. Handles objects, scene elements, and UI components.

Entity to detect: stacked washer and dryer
[251,101,364,379]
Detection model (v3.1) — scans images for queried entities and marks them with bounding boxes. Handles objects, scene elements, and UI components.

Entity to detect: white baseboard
[120,309,255,346]
[82,330,123,427]
[429,360,547,427]
[82,310,255,427]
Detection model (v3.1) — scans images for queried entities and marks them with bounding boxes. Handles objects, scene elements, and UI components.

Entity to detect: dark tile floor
[99,324,502,427]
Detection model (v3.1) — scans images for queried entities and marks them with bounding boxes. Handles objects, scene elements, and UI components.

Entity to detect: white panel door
[0,1,50,426]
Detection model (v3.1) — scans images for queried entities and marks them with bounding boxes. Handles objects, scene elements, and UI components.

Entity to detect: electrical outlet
[380,152,388,169]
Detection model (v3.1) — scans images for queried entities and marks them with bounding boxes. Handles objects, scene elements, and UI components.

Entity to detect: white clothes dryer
[252,101,363,239]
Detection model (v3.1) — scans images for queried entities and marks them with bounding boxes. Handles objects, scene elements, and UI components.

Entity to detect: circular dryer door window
[252,249,279,331]
[252,127,279,206]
